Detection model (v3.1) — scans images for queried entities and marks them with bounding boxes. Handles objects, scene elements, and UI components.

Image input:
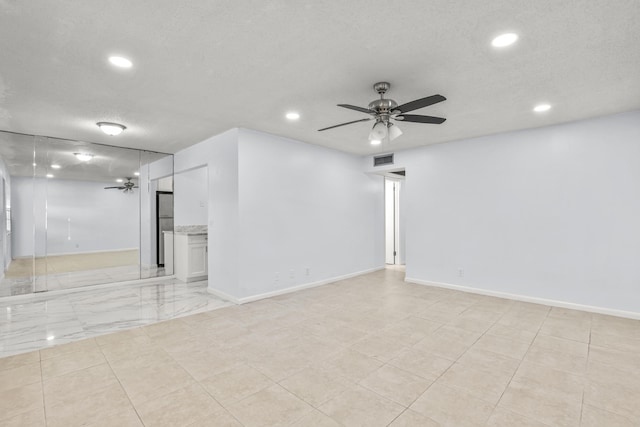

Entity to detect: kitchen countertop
[167,225,208,236]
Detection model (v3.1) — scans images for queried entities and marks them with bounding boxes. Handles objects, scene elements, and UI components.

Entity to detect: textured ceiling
[0,1,639,156]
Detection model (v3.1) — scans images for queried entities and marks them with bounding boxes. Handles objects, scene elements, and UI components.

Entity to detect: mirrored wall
[0,130,174,296]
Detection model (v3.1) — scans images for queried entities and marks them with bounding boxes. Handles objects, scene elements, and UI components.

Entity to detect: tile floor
[1,267,639,426]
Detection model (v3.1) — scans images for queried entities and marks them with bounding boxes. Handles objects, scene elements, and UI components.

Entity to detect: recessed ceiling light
[370,139,381,146]
[134,172,140,176]
[46,174,54,178]
[74,153,94,161]
[51,164,61,169]
[285,112,300,120]
[97,122,126,136]
[108,56,133,68]
[32,162,37,167]
[492,33,518,48]
[116,178,123,183]
[533,104,551,112]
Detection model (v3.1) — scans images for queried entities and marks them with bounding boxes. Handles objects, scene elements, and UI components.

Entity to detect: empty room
[0,1,639,426]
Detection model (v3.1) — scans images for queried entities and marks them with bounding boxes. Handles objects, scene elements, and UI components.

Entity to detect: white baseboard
[405,277,640,320]
[13,248,139,259]
[208,266,386,305]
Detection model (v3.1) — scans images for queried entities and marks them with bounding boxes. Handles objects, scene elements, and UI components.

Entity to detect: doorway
[156,191,174,268]
[385,177,404,265]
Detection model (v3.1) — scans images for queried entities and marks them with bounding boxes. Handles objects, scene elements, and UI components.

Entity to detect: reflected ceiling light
[47,335,55,341]
[134,171,140,176]
[388,123,403,141]
[116,178,124,183]
[51,164,61,169]
[46,174,54,178]
[32,162,37,167]
[285,112,300,120]
[533,103,551,112]
[74,153,94,161]
[97,122,126,136]
[370,139,381,146]
[108,56,133,68]
[492,33,518,47]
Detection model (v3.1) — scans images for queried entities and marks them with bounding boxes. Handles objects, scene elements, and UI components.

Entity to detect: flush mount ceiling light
[492,33,519,47]
[116,178,124,183]
[134,171,140,176]
[285,112,300,120]
[533,103,552,112]
[108,56,133,68]
[46,174,54,178]
[97,122,126,136]
[74,153,94,161]
[51,164,61,169]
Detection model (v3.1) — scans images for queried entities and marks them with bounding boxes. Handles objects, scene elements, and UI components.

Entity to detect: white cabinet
[174,233,208,282]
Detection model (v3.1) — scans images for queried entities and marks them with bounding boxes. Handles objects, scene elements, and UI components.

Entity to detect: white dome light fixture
[134,171,140,176]
[533,103,552,112]
[51,164,61,169]
[74,153,94,162]
[285,112,300,120]
[97,122,126,136]
[108,56,133,68]
[492,33,519,48]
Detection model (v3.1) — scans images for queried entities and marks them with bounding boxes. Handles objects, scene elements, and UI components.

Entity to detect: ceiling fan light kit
[319,82,446,145]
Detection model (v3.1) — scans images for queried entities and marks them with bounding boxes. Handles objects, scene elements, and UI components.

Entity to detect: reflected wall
[0,130,173,296]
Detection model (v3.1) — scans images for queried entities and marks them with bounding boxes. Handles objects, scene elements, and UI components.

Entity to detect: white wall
[174,166,207,226]
[366,111,640,314]
[0,157,10,276]
[174,128,384,301]
[236,129,383,299]
[11,177,139,257]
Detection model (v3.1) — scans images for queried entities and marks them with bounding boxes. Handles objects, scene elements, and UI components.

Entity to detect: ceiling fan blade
[337,104,373,114]
[396,94,446,114]
[395,114,446,124]
[104,186,124,189]
[318,118,372,131]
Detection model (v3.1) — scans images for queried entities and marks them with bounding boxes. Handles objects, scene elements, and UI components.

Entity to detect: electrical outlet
[458,268,464,277]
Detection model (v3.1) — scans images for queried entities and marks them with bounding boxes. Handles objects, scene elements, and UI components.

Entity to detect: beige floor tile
[380,316,443,345]
[471,333,531,359]
[0,362,41,392]
[184,410,243,427]
[136,383,224,427]
[0,382,43,421]
[110,350,195,406]
[388,409,440,426]
[279,366,352,407]
[388,347,453,379]
[530,334,588,357]
[0,351,39,372]
[410,382,494,427]
[447,317,495,334]
[199,363,274,406]
[359,364,433,406]
[539,319,590,343]
[320,348,383,382]
[486,406,551,427]
[0,407,45,427]
[41,346,105,379]
[436,362,513,405]
[99,334,158,363]
[350,334,407,362]
[43,363,118,407]
[498,380,582,427]
[45,383,133,427]
[84,406,143,427]
[289,409,341,427]
[413,326,480,360]
[512,360,584,398]
[40,338,99,360]
[580,404,636,427]
[523,346,586,375]
[319,384,405,427]
[248,347,312,382]
[456,347,520,375]
[583,379,640,423]
[227,384,312,427]
[588,345,640,369]
[586,358,640,390]
[169,346,244,381]
[590,331,640,353]
[487,324,537,344]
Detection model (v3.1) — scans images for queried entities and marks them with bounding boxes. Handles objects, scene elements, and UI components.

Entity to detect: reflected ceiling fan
[104,177,138,193]
[318,82,446,144]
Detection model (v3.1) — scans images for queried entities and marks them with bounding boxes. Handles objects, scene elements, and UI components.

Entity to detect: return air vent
[373,154,394,167]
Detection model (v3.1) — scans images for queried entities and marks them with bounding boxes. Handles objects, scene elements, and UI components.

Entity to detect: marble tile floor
[0,278,232,358]
[1,267,640,426]
[0,264,167,297]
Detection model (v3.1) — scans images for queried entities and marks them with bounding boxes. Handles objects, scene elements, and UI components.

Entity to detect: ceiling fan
[104,177,138,193]
[318,82,446,144]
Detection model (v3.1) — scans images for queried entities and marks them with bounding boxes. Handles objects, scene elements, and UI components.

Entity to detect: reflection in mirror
[0,130,173,296]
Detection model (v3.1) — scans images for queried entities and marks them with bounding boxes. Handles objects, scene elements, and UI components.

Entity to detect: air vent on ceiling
[373,154,394,167]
